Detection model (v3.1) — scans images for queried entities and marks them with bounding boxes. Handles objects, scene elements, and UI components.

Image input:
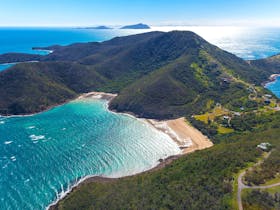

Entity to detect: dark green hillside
[109,45,264,119]
[52,111,280,210]
[0,53,42,64]
[81,31,211,92]
[41,32,164,62]
[0,32,164,63]
[0,63,76,115]
[200,45,270,85]
[0,31,277,116]
[0,62,107,115]
[250,54,280,78]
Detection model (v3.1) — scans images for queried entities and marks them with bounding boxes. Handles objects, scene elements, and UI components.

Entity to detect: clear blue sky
[1,0,280,26]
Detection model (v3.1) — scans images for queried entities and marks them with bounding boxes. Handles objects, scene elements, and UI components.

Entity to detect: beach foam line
[47,93,210,210]
[46,156,168,210]
[0,91,210,209]
[94,92,207,154]
[32,49,54,54]
[0,60,39,66]
[46,175,97,210]
[147,118,213,154]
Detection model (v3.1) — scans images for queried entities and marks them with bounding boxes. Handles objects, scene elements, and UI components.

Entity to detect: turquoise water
[265,76,280,98]
[0,63,14,72]
[1,27,280,209]
[0,98,180,209]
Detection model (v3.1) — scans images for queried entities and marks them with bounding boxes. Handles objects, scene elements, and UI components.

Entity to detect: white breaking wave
[4,141,13,145]
[29,134,45,141]
[10,156,16,161]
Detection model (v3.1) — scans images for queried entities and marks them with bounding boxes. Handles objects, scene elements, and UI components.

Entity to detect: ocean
[0,99,180,209]
[0,26,280,209]
[0,27,152,55]
[265,76,280,98]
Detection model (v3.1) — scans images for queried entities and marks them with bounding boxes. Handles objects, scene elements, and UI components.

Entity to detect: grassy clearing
[217,126,234,134]
[265,185,280,194]
[194,106,228,124]
[261,176,280,186]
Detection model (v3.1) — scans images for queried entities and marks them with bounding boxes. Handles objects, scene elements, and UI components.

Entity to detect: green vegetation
[250,54,280,78]
[193,87,280,139]
[49,105,280,210]
[244,148,280,186]
[0,62,107,114]
[217,126,234,134]
[1,31,280,209]
[0,31,279,116]
[190,62,212,87]
[0,53,42,64]
[53,116,280,210]
[109,45,265,119]
[243,189,280,210]
[194,106,228,123]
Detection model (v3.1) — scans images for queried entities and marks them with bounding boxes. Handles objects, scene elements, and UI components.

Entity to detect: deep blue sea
[0,27,152,55]
[0,27,151,72]
[0,27,280,209]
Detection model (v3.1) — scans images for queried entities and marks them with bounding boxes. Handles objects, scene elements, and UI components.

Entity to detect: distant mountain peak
[121,23,150,29]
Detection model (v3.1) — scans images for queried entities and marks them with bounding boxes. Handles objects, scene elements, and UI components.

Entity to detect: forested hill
[0,31,278,116]
[250,54,280,78]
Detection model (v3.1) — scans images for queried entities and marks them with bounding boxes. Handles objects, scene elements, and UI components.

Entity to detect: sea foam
[29,134,45,141]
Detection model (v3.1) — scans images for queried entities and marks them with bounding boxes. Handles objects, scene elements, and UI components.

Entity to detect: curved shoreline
[47,154,181,210]
[263,74,280,87]
[0,91,213,210]
[78,92,213,155]
[47,91,213,210]
[0,60,39,67]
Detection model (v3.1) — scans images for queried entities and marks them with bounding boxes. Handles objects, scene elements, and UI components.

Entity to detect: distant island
[77,26,112,29]
[120,23,150,29]
[75,24,151,30]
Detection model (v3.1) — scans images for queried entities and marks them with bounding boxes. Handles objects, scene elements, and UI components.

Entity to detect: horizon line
[1,24,280,28]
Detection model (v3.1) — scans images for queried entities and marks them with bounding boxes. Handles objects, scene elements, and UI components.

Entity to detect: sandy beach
[78,91,117,101]
[80,91,213,154]
[48,91,213,210]
[147,118,213,154]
